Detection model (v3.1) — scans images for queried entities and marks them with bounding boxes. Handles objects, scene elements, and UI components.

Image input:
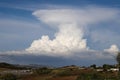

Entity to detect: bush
[34,67,52,75]
[76,73,104,80]
[0,73,17,80]
[55,69,72,77]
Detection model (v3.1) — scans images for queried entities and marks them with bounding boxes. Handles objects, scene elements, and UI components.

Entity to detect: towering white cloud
[26,23,87,56]
[104,44,119,56]
[26,7,120,57]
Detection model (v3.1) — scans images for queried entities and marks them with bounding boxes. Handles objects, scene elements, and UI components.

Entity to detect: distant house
[78,67,85,70]
[96,68,119,72]
[110,68,119,72]
[0,70,32,75]
[96,69,103,72]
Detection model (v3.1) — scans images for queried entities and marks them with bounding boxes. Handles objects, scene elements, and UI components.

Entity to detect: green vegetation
[0,62,29,70]
[116,52,120,78]
[33,67,52,75]
[0,73,17,80]
[76,73,103,80]
[76,72,119,80]
[0,62,120,80]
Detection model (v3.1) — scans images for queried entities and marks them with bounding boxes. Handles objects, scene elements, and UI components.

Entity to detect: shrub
[76,73,104,80]
[34,67,52,75]
[0,73,17,80]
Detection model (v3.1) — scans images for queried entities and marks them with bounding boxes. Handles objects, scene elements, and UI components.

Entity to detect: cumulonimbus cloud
[0,6,119,60]
[25,6,119,57]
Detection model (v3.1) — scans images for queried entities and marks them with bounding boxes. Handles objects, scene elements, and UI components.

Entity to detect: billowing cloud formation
[104,44,119,56]
[26,7,120,57]
[0,6,119,66]
[26,23,87,56]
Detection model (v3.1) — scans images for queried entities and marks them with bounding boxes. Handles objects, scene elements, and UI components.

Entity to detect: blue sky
[0,0,120,66]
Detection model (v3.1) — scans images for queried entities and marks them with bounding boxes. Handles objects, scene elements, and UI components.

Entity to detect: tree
[116,52,120,77]
[90,64,96,69]
[116,52,120,64]
[103,64,112,71]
